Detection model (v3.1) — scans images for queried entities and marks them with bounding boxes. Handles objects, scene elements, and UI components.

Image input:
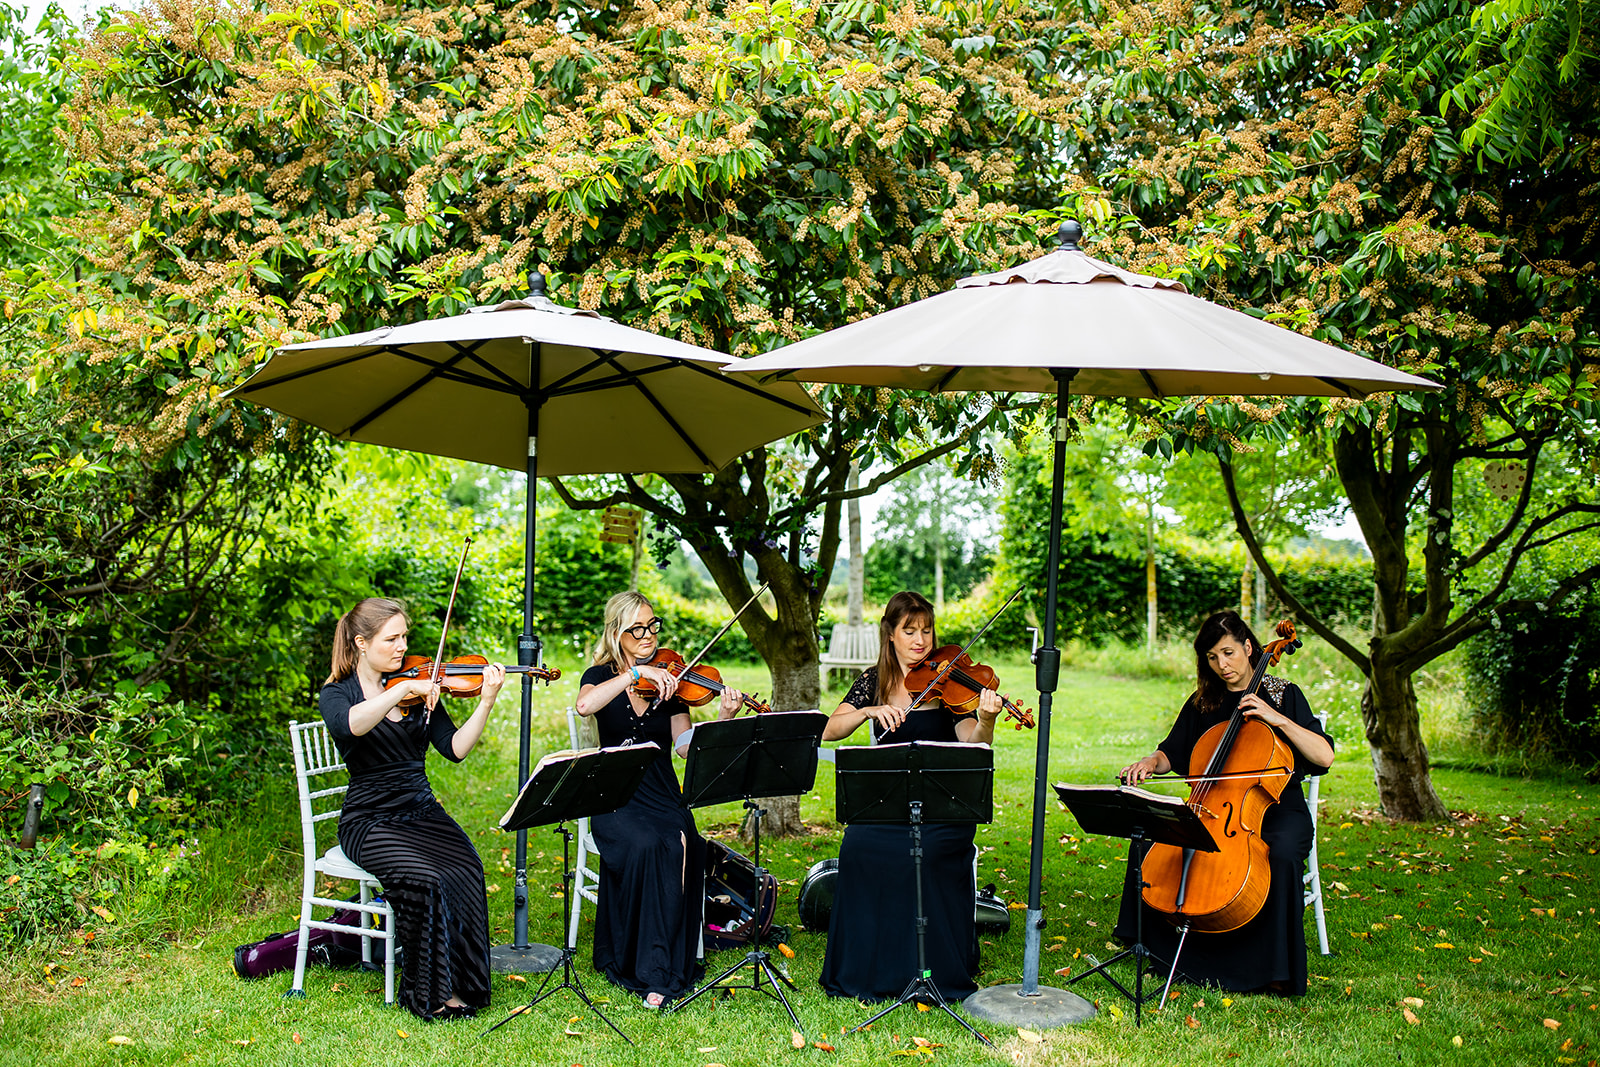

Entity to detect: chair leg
[383,904,396,1005]
[288,872,315,998]
[1314,891,1330,956]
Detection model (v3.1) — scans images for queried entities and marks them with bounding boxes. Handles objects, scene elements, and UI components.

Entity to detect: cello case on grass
[797,856,1012,934]
[703,839,781,950]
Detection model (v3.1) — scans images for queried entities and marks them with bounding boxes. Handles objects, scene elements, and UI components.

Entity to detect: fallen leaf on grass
[916,1002,931,1012]
[812,1042,836,1052]
[1016,1028,1043,1044]
[1402,997,1424,1008]
[777,943,796,959]
[563,1027,583,1037]
[504,973,527,983]
[696,1048,716,1054]
[1053,966,1072,977]
[4,875,18,886]
[1452,1036,1463,1047]
[1185,1015,1201,1029]
[1402,1009,1420,1025]
[70,976,86,988]
[1560,1038,1574,1052]
[1479,946,1496,957]
[292,1033,302,1045]
[1221,999,1233,1007]
[233,1039,252,1045]
[791,1030,805,1049]
[108,1036,132,1045]
[1434,943,1455,949]
[92,906,115,922]
[911,1037,941,1048]
[1544,1019,1561,1030]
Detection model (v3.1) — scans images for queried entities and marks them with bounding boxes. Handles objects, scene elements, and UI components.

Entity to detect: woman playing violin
[318,597,504,1020]
[1116,610,1333,995]
[574,591,748,1007]
[818,590,1002,1002]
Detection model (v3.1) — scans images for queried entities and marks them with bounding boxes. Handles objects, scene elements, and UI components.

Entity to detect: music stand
[1052,782,1218,1026]
[835,741,995,1048]
[481,743,659,1043]
[669,711,829,1033]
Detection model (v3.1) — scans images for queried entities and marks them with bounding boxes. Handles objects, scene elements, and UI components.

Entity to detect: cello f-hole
[1222,801,1238,839]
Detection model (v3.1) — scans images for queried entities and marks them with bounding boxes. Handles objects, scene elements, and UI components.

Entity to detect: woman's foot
[643,991,666,1009]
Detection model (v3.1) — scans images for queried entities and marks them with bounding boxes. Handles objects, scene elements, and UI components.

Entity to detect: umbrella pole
[490,369,561,974]
[962,369,1094,1027]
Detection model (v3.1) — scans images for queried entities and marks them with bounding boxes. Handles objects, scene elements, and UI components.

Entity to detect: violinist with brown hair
[317,597,504,1021]
[818,590,1002,1003]
[1115,610,1334,995]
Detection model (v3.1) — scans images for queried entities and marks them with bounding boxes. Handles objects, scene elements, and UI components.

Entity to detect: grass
[4,654,1599,1066]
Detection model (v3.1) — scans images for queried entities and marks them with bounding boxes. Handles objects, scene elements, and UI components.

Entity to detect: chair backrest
[289,719,349,862]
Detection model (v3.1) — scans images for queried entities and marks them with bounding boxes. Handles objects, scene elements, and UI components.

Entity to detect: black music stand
[836,741,995,1048]
[1052,782,1218,1026]
[669,711,829,1033]
[482,743,659,1043]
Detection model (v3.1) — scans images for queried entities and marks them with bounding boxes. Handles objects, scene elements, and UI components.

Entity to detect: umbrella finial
[528,270,547,297]
[1057,219,1083,251]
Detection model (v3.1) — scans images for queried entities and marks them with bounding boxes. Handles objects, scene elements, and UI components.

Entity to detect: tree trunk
[847,459,863,626]
[1239,558,1254,624]
[739,649,820,839]
[1362,658,1450,821]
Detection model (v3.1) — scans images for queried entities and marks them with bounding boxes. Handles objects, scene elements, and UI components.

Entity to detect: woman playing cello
[1116,610,1334,995]
[818,590,1002,1002]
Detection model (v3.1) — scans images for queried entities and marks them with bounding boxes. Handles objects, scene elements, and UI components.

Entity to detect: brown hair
[593,591,655,672]
[326,598,409,685]
[1193,610,1262,714]
[874,590,936,705]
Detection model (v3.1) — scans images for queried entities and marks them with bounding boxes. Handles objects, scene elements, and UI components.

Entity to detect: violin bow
[423,536,474,727]
[905,586,1026,712]
[646,581,770,712]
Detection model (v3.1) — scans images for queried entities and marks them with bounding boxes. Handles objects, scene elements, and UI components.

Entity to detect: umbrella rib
[584,347,715,468]
[669,358,822,419]
[344,347,477,437]
[451,342,532,395]
[1139,370,1165,399]
[230,348,378,394]
[932,366,962,393]
[1319,376,1369,400]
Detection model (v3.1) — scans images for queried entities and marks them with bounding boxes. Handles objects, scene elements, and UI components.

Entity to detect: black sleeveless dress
[1113,677,1332,994]
[819,667,980,1002]
[319,674,490,1019]
[581,664,706,1000]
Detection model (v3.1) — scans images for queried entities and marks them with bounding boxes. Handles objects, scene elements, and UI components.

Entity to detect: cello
[1138,620,1303,934]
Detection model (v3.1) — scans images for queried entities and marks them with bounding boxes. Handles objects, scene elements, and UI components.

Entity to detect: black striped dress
[320,674,490,1018]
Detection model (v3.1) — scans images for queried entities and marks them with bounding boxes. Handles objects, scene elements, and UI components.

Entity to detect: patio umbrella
[231,275,824,970]
[724,220,1440,1026]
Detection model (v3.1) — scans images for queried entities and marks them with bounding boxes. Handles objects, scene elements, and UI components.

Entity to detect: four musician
[316,592,1336,1020]
[819,591,1001,1002]
[1117,610,1334,995]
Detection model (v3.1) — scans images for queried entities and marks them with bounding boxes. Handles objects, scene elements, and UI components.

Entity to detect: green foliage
[1463,584,1600,770]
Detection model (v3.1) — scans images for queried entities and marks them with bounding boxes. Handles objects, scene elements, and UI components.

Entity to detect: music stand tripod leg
[671,798,804,1031]
[481,824,633,1045]
[846,804,993,1048]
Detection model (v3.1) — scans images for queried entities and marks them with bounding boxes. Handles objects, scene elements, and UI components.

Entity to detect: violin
[903,645,1035,729]
[385,655,561,707]
[1139,619,1303,933]
[630,649,772,715]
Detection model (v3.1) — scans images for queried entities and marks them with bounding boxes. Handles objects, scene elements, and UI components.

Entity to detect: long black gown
[1113,676,1332,995]
[319,674,491,1019]
[581,663,706,1000]
[819,667,980,1002]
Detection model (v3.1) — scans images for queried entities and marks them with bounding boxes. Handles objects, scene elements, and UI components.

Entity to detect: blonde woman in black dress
[318,597,503,1020]
[818,590,1001,1002]
[575,591,746,1007]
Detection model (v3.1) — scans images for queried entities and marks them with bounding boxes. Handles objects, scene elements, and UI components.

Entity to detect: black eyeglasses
[622,618,663,640]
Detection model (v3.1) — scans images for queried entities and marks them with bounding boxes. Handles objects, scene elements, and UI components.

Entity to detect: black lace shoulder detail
[844,667,879,709]
[1261,673,1289,706]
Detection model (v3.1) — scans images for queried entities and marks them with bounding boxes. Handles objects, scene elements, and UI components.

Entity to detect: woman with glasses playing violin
[574,591,748,1008]
[818,590,1002,1003]
[318,597,505,1021]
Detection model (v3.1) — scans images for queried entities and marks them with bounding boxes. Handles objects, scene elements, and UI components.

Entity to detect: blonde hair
[874,590,935,705]
[593,591,656,672]
[326,598,409,685]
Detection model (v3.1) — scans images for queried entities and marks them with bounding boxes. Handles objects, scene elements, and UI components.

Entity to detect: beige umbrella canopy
[725,221,1440,1026]
[230,275,823,971]
[233,279,822,474]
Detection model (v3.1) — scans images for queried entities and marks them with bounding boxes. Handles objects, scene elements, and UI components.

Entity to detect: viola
[631,649,772,715]
[385,655,561,706]
[1139,619,1303,933]
[903,645,1035,729]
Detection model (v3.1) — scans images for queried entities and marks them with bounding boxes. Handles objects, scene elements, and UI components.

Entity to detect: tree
[48,0,1080,831]
[864,463,995,610]
[1068,0,1600,820]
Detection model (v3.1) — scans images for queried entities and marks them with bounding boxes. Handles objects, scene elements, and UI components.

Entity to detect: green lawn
[4,654,1598,1066]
